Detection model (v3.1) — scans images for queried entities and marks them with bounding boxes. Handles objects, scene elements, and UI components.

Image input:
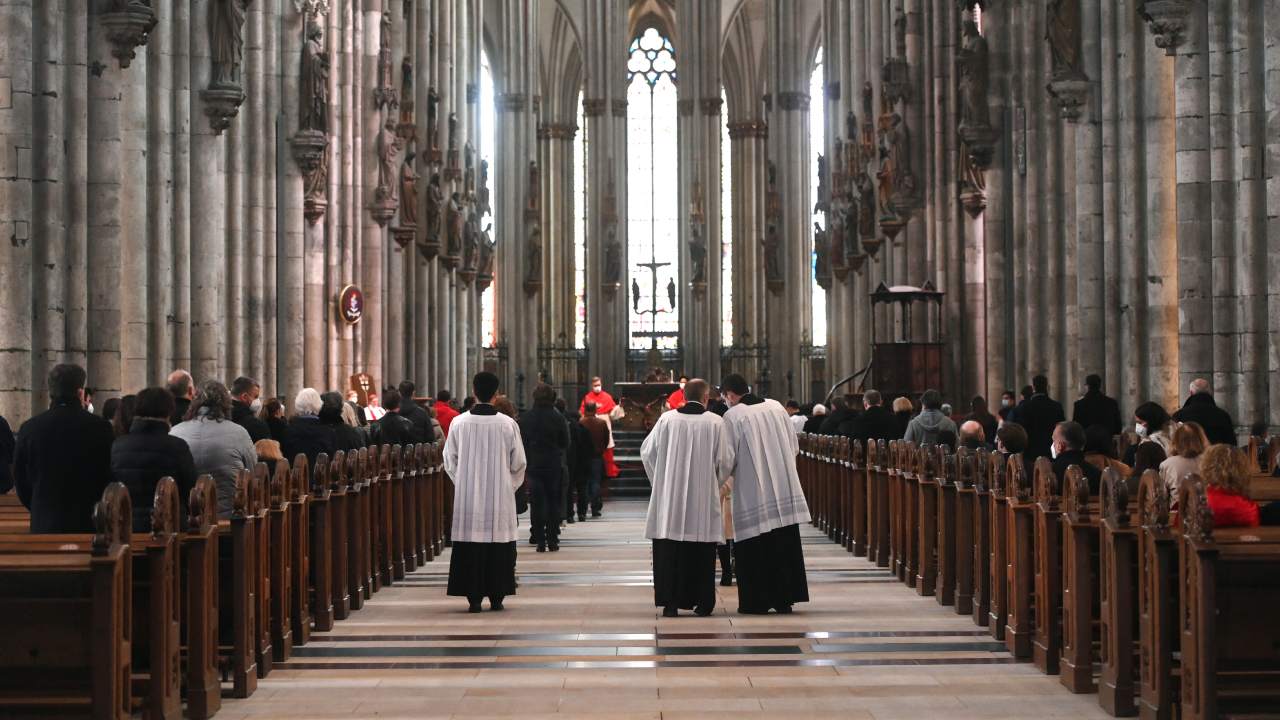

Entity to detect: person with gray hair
[170,380,256,518]
[958,420,986,450]
[1172,377,1236,446]
[903,389,958,447]
[166,368,195,426]
[281,388,336,469]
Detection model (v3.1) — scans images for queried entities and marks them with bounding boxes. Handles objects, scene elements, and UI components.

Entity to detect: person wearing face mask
[229,376,271,442]
[667,375,689,411]
[1131,402,1174,458]
[1049,421,1102,493]
[997,390,1017,423]
[580,377,619,482]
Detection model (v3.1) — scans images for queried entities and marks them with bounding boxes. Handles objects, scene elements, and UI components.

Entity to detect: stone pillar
[31,0,67,413]
[279,1,308,400]
[87,3,125,396]
[191,0,227,384]
[1174,9,1212,402]
[171,0,192,375]
[0,0,34,420]
[1266,0,1280,424]
[362,1,385,384]
[1075,0,1106,395]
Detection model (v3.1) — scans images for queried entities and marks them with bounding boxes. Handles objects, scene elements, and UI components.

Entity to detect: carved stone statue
[957,19,990,129]
[210,0,249,87]
[1046,0,1083,80]
[447,112,458,153]
[477,158,491,216]
[815,153,830,215]
[462,211,480,271]
[378,13,394,87]
[857,174,876,238]
[477,224,495,278]
[527,160,541,212]
[300,20,328,133]
[400,151,418,225]
[399,56,414,122]
[877,110,915,214]
[425,173,444,238]
[666,278,677,310]
[464,141,476,195]
[524,224,542,285]
[814,222,831,290]
[762,222,782,287]
[603,233,621,286]
[688,222,707,284]
[426,87,440,152]
[377,119,402,203]
[445,192,464,256]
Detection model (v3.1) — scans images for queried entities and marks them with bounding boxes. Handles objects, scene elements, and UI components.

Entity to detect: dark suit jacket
[372,412,416,447]
[280,416,338,470]
[14,403,116,533]
[1072,391,1123,437]
[231,401,271,443]
[1173,394,1236,446]
[1052,449,1102,494]
[1020,394,1066,464]
[111,418,198,532]
[850,405,899,443]
[399,402,433,444]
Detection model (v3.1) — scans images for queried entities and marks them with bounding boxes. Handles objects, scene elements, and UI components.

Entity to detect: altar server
[641,379,734,617]
[444,372,527,613]
[720,373,811,614]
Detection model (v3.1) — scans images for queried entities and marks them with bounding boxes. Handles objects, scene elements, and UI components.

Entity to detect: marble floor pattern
[218,500,1113,719]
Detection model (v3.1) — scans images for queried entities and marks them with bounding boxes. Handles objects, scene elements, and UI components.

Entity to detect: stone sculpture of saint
[447,112,458,153]
[210,0,249,88]
[478,159,491,216]
[377,120,402,203]
[604,234,621,286]
[527,160,541,212]
[525,225,542,285]
[762,223,782,285]
[425,174,444,237]
[462,211,480,271]
[688,222,707,284]
[445,192,464,256]
[1046,0,1083,80]
[477,225,495,278]
[400,151,419,225]
[957,20,990,129]
[427,87,440,151]
[814,222,831,289]
[300,20,328,133]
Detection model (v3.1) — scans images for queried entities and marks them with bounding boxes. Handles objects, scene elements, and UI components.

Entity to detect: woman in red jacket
[1197,444,1260,528]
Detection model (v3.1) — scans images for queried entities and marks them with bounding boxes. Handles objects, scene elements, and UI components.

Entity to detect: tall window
[573,93,587,348]
[479,51,497,347]
[809,47,827,347]
[626,27,679,350]
[720,88,733,346]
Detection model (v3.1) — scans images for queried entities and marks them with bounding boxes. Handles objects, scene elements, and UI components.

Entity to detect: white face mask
[679,382,686,389]
[1001,398,1012,408]
[592,385,602,393]
[1135,422,1149,438]
[86,403,94,415]
[1050,444,1060,460]
[250,398,263,414]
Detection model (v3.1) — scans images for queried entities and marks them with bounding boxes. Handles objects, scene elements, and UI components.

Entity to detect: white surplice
[722,398,811,541]
[443,410,527,543]
[640,408,735,543]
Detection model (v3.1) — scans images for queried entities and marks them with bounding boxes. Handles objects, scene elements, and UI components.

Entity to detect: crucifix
[632,259,677,349]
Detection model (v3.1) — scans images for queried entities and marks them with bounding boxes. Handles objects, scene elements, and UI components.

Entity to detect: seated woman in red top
[1197,444,1260,528]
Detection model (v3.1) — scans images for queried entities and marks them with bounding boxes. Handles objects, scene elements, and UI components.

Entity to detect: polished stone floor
[219,500,1112,719]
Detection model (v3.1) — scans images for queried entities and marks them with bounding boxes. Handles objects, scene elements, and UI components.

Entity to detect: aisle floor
[219,500,1111,719]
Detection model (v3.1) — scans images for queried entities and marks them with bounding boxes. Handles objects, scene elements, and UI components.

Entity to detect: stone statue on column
[376,120,402,203]
[209,0,249,88]
[445,192,464,261]
[400,151,419,226]
[446,112,459,176]
[603,229,622,288]
[524,223,543,295]
[762,221,783,294]
[814,222,832,291]
[300,19,328,133]
[426,88,441,161]
[477,158,491,217]
[957,19,990,130]
[526,160,541,214]
[374,13,398,110]
[399,56,415,127]
[814,154,830,215]
[477,224,495,279]
[462,210,480,277]
[688,221,707,286]
[464,142,476,199]
[1046,0,1084,81]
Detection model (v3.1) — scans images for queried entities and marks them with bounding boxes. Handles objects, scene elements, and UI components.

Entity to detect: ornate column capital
[700,97,723,116]
[582,98,607,116]
[776,91,811,111]
[726,121,768,140]
[611,99,628,117]
[1138,0,1198,55]
[497,92,527,112]
[99,0,158,69]
[536,123,578,140]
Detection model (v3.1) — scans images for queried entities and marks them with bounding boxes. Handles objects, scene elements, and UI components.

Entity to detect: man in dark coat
[229,376,271,442]
[1172,378,1237,446]
[1020,375,1066,465]
[1071,374,1122,437]
[14,364,116,533]
[167,369,195,425]
[372,389,416,446]
[848,389,898,443]
[1049,421,1102,493]
[280,389,338,469]
[397,381,433,443]
[519,384,569,550]
[818,396,859,436]
[320,392,365,454]
[110,387,198,532]
[0,413,13,494]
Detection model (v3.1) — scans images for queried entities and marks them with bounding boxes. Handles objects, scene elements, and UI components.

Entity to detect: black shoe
[536,544,547,552]
[737,607,770,615]
[720,573,733,587]
[529,537,539,545]
[468,601,483,613]
[662,606,678,617]
[566,515,576,524]
[548,542,559,552]
[490,598,505,611]
[591,511,602,518]
[694,605,714,617]
[775,605,793,614]
[578,514,587,522]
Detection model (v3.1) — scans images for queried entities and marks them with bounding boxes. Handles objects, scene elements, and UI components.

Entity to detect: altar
[613,382,678,432]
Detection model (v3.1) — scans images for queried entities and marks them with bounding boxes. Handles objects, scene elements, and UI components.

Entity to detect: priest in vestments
[580,377,619,481]
[444,372,527,612]
[666,375,688,411]
[720,373,811,614]
[641,379,734,617]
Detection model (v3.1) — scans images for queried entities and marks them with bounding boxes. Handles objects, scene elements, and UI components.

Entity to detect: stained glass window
[810,46,827,347]
[479,51,497,347]
[720,88,733,346]
[626,27,679,351]
[574,93,587,348]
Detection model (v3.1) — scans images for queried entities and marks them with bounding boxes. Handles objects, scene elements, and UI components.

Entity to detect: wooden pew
[0,479,182,720]
[181,476,221,720]
[1137,468,1178,720]
[1175,474,1280,720]
[915,445,939,596]
[415,444,433,564]
[266,461,293,663]
[288,455,312,647]
[952,448,976,615]
[1032,456,1065,675]
[216,469,258,698]
[850,439,867,556]
[987,452,1012,640]
[434,442,451,551]
[0,483,133,720]
[250,463,274,676]
[902,443,921,588]
[328,450,352,621]
[1097,468,1140,716]
[309,453,335,631]
[887,440,904,580]
[935,449,958,606]
[970,449,993,627]
[1060,465,1106,693]
[384,445,402,584]
[402,443,420,573]
[866,439,889,567]
[347,449,368,608]
[1004,454,1035,658]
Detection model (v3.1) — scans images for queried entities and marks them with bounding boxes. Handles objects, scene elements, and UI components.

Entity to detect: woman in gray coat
[171,380,257,518]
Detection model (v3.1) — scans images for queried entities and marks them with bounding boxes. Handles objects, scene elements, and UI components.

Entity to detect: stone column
[190,0,227,384]
[31,0,66,413]
[171,0,192,374]
[1074,0,1106,394]
[279,1,308,400]
[1266,0,1280,424]
[87,3,125,396]
[0,0,34,420]
[362,1,386,384]
[727,120,767,380]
